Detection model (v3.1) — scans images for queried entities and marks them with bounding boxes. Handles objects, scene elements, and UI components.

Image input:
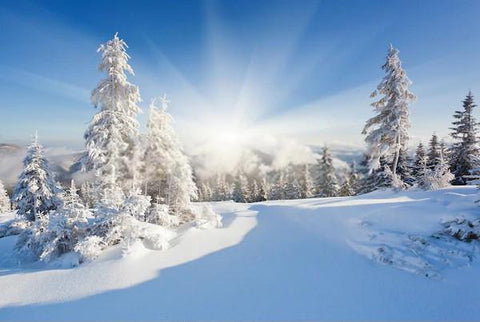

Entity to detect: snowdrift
[0,187,480,320]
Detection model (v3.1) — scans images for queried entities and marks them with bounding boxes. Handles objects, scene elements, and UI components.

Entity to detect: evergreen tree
[412,142,426,178]
[362,45,416,184]
[284,166,301,200]
[427,133,441,169]
[358,156,392,194]
[232,171,248,203]
[12,133,63,221]
[269,170,286,200]
[62,180,91,224]
[84,32,141,195]
[299,164,314,199]
[396,148,415,187]
[80,181,96,208]
[0,180,10,213]
[339,162,359,196]
[449,92,480,184]
[143,96,197,217]
[418,149,453,190]
[314,146,338,197]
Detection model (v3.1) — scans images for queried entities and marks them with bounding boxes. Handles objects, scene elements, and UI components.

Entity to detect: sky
[1,0,480,154]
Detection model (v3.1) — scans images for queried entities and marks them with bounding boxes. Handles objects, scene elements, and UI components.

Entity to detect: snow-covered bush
[121,188,151,221]
[74,236,104,263]
[441,217,480,242]
[192,204,222,229]
[147,202,179,227]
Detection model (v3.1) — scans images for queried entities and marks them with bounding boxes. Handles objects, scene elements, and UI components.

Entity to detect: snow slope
[1,187,480,320]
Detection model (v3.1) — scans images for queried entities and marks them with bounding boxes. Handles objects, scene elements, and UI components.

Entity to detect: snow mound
[347,187,480,278]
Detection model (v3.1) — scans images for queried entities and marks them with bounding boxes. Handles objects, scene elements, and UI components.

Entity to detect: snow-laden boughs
[12,133,63,221]
[84,32,142,191]
[314,146,338,197]
[417,149,453,190]
[143,96,197,219]
[362,45,416,186]
[15,180,91,263]
[147,202,179,227]
[449,92,480,184]
[121,187,151,222]
[0,180,10,213]
[427,133,441,169]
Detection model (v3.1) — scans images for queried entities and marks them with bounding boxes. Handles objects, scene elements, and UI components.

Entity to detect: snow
[1,187,480,320]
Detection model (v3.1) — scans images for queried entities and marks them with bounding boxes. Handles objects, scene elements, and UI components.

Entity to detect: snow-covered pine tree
[427,133,441,169]
[232,171,248,203]
[358,156,392,194]
[299,164,314,199]
[0,180,10,213]
[396,148,415,187]
[12,133,63,222]
[418,149,453,190]
[284,165,301,200]
[362,45,416,187]
[80,181,96,208]
[62,180,91,224]
[412,142,426,179]
[34,180,92,262]
[143,96,197,219]
[339,162,359,196]
[314,146,338,197]
[83,32,142,194]
[268,170,286,200]
[257,178,268,202]
[449,92,480,184]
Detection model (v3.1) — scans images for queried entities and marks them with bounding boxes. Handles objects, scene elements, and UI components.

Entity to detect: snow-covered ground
[1,187,480,320]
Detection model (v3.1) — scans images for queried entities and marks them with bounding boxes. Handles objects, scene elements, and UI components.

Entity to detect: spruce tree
[449,92,480,184]
[412,142,426,178]
[427,133,441,169]
[314,146,338,197]
[12,133,63,221]
[396,148,415,187]
[362,45,416,186]
[84,32,141,195]
[232,171,247,203]
[0,180,10,213]
[299,164,314,199]
[143,96,197,217]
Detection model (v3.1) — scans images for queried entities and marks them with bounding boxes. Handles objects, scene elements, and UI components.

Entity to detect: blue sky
[1,0,480,151]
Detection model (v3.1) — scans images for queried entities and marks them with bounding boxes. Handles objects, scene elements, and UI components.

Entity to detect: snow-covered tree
[83,32,142,192]
[61,180,91,224]
[283,166,301,200]
[143,96,197,218]
[121,187,151,222]
[268,170,286,200]
[16,180,91,263]
[449,92,480,184]
[12,133,63,222]
[412,142,426,179]
[396,148,415,188]
[314,146,338,197]
[358,156,392,194]
[427,133,441,169]
[0,180,10,213]
[80,181,96,208]
[232,171,248,202]
[299,164,314,199]
[362,45,416,184]
[339,163,359,196]
[418,149,453,190]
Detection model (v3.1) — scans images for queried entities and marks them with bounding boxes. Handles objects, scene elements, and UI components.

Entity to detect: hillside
[0,187,479,320]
